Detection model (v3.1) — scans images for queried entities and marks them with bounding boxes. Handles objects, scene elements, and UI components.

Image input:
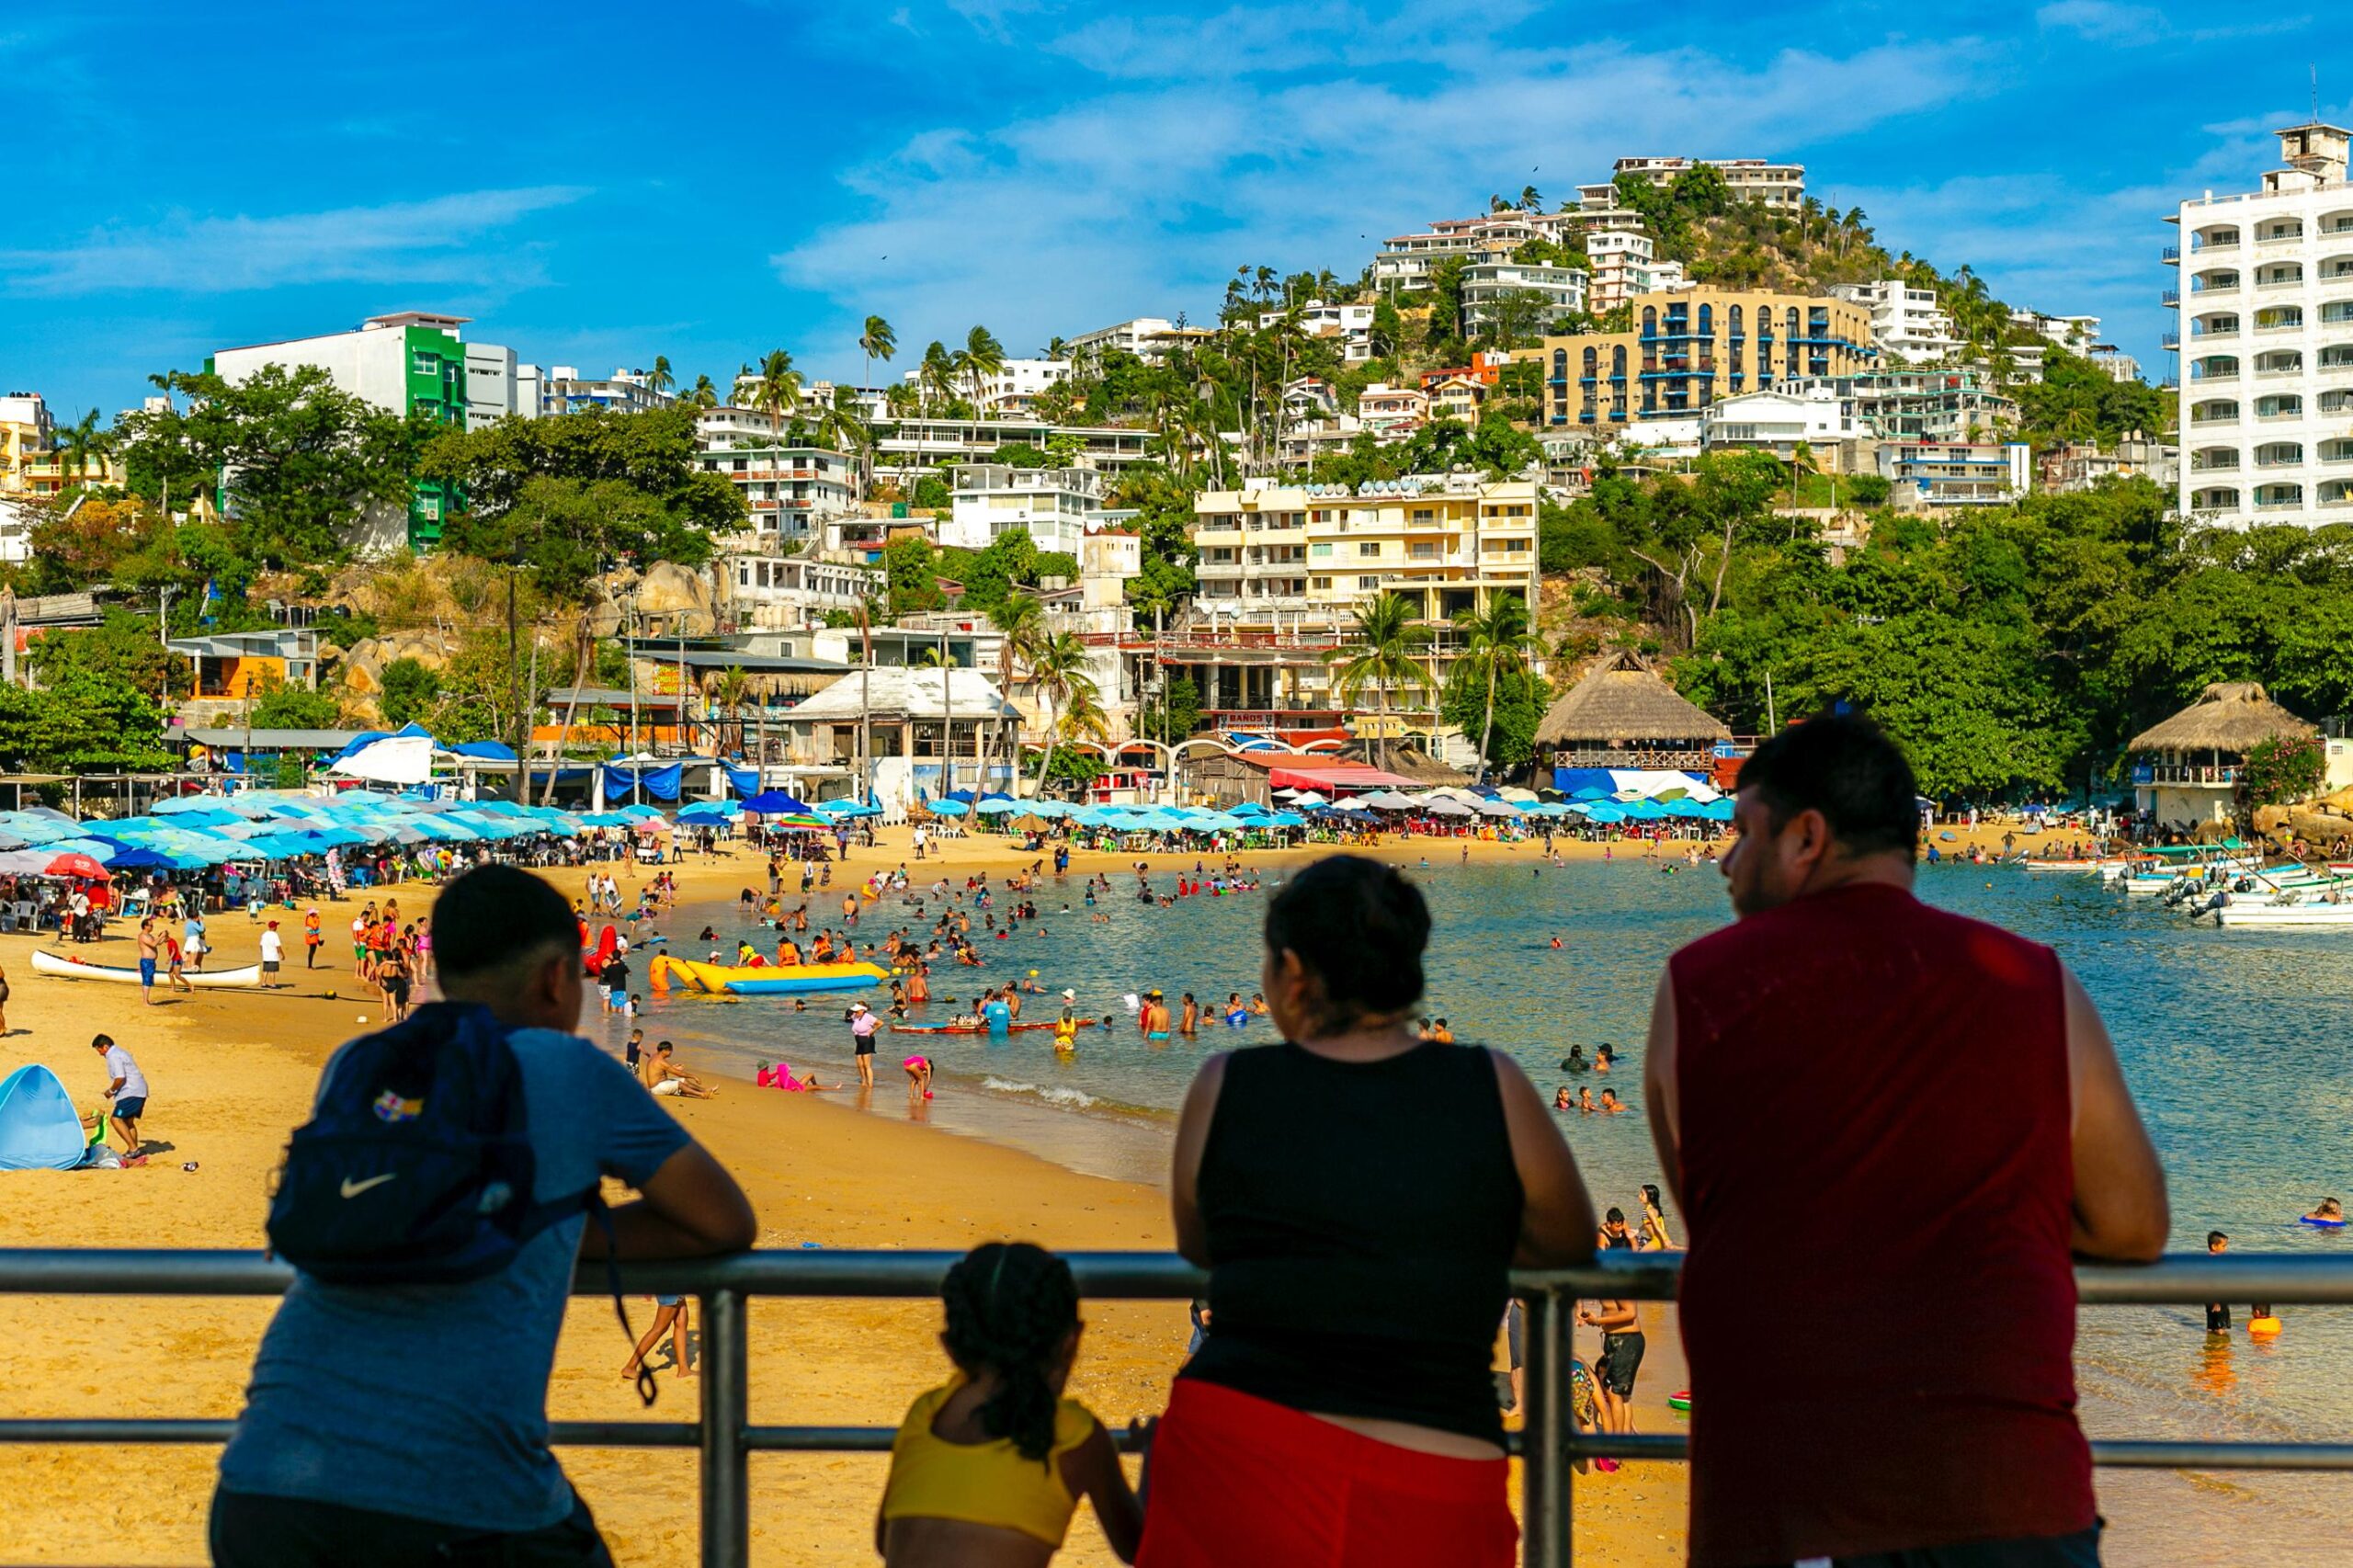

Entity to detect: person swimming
[1554,1086,1574,1111]
[1594,1044,1617,1072]
[1562,1045,1588,1073]
[2303,1197,2345,1226]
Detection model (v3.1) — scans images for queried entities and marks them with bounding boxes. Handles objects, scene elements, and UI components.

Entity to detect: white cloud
[2035,1,2167,44]
[770,31,2001,363]
[0,187,589,297]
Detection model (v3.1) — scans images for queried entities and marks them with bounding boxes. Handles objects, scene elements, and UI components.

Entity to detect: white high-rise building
[908,358,1070,415]
[2171,123,2353,527]
[1585,232,1688,312]
[1830,281,1961,364]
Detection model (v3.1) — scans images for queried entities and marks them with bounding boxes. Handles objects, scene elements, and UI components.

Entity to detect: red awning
[1266,765,1419,790]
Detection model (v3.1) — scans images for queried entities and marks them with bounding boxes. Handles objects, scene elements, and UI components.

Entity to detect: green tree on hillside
[420,407,744,597]
[124,366,416,564]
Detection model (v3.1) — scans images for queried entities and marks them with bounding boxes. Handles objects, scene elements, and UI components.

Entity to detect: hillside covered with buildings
[0,126,2343,808]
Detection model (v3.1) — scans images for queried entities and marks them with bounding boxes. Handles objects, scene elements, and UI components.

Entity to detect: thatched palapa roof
[1535,651,1731,747]
[2128,682,2316,756]
[1338,740,1470,785]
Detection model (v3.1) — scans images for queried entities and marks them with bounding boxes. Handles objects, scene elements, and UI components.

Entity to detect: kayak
[32,949,263,988]
[650,954,887,996]
[892,1019,1102,1036]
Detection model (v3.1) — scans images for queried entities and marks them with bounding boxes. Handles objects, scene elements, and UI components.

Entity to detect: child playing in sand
[877,1243,1142,1565]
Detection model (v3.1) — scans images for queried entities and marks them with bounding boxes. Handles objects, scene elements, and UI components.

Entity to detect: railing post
[1521,1286,1572,1568]
[700,1287,751,1568]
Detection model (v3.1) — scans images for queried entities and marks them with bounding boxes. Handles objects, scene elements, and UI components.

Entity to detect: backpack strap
[585,1189,659,1410]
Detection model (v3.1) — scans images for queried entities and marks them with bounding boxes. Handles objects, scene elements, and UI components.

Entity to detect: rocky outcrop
[336,632,458,714]
[631,561,719,635]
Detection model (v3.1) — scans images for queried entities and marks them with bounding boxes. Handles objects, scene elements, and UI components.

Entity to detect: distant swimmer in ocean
[1550,935,1563,949]
[1597,1088,1626,1115]
[1427,1018,1455,1044]
[2303,1197,2345,1226]
[1577,1086,1597,1113]
[1562,1045,1588,1073]
[1594,1045,1617,1073]
[1179,993,1199,1035]
[2204,1230,2233,1333]
[1554,1086,1574,1111]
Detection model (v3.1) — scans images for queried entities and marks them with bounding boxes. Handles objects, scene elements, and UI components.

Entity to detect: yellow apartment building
[1540,288,1877,428]
[1183,476,1540,722]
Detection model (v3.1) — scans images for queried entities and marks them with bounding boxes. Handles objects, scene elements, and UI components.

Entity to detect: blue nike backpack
[266,1000,655,1402]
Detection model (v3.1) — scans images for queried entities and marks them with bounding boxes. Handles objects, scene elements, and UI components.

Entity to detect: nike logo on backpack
[339,1174,398,1199]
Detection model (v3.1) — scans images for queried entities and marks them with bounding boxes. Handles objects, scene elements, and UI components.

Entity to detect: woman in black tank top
[1139,857,1596,1568]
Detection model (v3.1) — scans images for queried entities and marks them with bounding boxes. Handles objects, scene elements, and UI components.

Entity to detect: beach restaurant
[1535,651,1733,790]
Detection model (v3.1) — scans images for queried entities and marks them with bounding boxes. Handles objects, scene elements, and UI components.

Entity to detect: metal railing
[2,1249,2350,1567]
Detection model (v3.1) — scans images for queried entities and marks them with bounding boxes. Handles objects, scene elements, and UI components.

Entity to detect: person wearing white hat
[848,999,880,1086]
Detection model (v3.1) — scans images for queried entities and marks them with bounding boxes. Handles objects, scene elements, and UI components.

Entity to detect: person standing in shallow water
[1140,855,1596,1568]
[1647,714,2168,1568]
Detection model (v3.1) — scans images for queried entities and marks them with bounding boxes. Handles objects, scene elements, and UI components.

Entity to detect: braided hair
[939,1242,1080,1465]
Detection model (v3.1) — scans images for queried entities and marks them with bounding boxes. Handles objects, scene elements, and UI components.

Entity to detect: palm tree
[1449,594,1540,783]
[812,382,866,453]
[51,408,112,493]
[859,315,896,393]
[962,324,1006,408]
[883,381,920,419]
[1025,630,1098,797]
[648,356,676,397]
[747,349,801,439]
[708,665,753,755]
[688,373,719,408]
[1326,592,1433,770]
[918,341,955,414]
[813,384,871,499]
[987,594,1045,794]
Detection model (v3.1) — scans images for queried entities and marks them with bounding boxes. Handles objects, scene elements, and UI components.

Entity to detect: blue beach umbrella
[928,800,971,817]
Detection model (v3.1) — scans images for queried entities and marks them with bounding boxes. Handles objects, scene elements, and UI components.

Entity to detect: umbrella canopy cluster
[0,790,599,875]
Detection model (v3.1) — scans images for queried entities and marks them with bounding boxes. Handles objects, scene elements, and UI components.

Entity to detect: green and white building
[208,311,537,550]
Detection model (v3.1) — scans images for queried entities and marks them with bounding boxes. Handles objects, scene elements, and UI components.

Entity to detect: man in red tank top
[1644,716,2169,1568]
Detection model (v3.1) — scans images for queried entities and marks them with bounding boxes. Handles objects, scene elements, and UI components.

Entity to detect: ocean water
[629,850,2353,1548]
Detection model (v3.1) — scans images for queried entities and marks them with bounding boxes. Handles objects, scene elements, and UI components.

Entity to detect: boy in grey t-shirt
[211,866,757,1567]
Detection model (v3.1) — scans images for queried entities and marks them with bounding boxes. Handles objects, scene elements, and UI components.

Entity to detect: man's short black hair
[433,865,578,981]
[1735,712,1919,862]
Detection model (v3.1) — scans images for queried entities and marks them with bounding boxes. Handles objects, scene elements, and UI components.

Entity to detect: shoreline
[0,828,1691,1567]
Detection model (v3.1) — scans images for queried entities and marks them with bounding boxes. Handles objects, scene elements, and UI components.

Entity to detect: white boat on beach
[2021,858,2122,874]
[31,949,264,987]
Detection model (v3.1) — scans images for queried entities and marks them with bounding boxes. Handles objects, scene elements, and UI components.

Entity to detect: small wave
[982,1075,1098,1108]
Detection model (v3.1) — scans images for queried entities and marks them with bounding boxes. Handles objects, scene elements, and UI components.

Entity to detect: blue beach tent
[0,1065,89,1172]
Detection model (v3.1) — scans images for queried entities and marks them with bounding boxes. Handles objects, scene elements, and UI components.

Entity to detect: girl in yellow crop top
[878,1243,1143,1566]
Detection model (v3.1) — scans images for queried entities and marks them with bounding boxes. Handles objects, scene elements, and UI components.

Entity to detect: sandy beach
[0,823,1691,1567]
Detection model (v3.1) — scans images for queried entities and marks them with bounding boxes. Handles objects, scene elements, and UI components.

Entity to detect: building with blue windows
[1539,289,1877,430]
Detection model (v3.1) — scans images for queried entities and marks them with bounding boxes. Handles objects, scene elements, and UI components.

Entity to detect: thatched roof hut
[2127,682,2315,758]
[1535,652,1730,767]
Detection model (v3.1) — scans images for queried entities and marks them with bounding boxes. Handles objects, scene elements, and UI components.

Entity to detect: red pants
[1138,1380,1517,1568]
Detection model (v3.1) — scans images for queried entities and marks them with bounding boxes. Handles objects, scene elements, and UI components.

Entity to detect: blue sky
[0,0,2338,420]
